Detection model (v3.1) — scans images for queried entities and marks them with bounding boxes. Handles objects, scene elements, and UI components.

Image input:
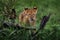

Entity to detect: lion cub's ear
[33,7,37,9]
[24,8,28,10]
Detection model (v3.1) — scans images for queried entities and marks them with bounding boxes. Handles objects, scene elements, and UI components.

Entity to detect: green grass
[0,0,60,40]
[15,0,60,28]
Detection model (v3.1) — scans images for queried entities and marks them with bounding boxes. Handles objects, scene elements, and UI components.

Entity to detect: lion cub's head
[19,7,38,26]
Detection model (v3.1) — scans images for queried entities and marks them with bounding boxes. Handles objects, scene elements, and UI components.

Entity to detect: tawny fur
[19,7,38,26]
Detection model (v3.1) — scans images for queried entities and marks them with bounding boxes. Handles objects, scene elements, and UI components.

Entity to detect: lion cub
[19,7,38,26]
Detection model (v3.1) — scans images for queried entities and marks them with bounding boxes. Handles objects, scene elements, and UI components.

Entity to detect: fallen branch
[31,14,51,39]
[2,21,36,30]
